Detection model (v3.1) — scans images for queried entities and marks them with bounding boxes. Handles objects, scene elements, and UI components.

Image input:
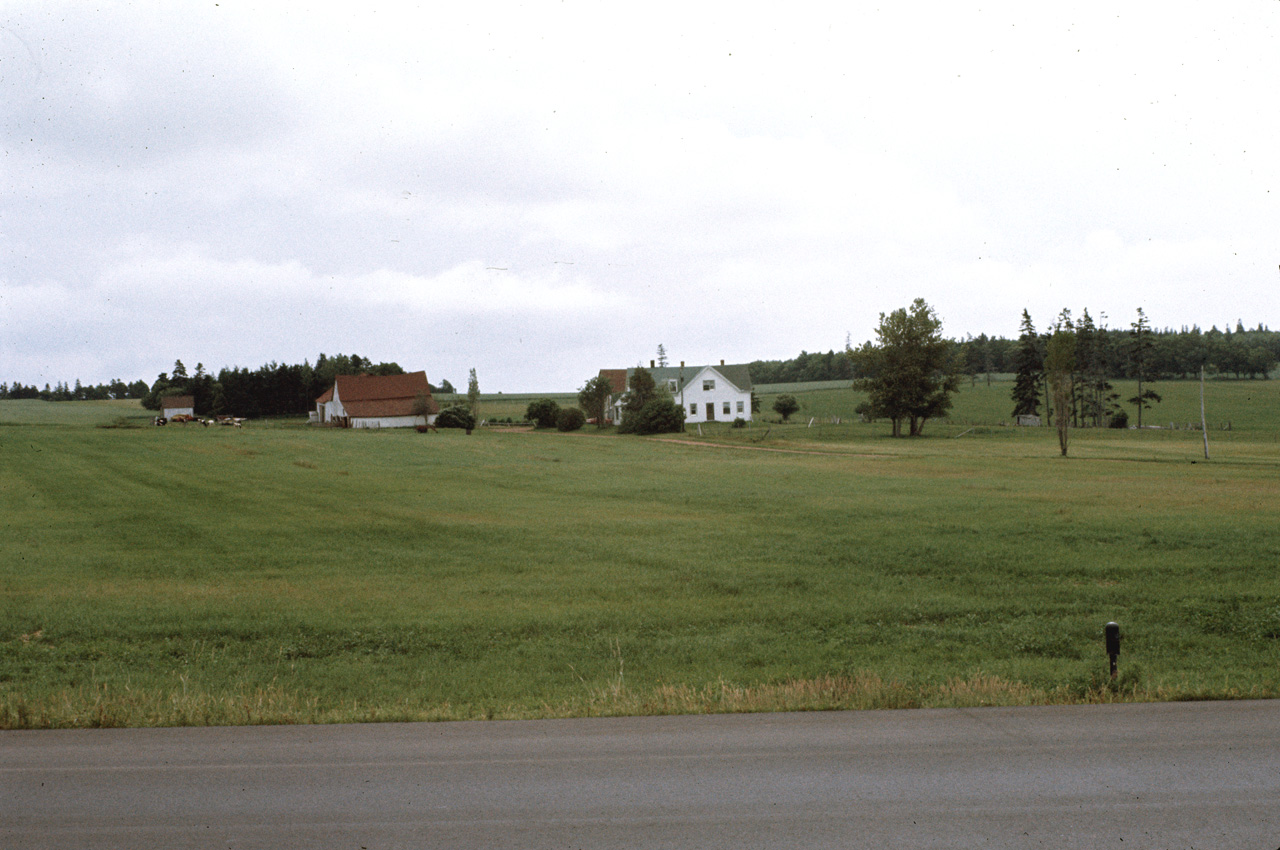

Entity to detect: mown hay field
[1,382,1277,728]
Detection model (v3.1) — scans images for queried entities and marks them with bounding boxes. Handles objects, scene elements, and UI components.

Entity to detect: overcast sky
[3,3,1277,392]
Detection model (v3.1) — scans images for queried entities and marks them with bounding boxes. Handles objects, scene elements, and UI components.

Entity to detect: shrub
[557,408,586,432]
[526,398,561,429]
[620,397,685,435]
[436,405,476,430]
[1109,409,1129,429]
[773,394,800,422]
[732,417,746,428]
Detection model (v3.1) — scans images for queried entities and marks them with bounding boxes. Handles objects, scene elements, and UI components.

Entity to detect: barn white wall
[350,415,429,429]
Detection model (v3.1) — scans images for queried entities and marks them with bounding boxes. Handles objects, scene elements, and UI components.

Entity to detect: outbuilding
[159,395,195,418]
[314,371,438,429]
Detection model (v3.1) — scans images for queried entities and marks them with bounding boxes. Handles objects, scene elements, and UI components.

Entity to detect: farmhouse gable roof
[658,363,753,394]
[598,369,628,395]
[606,364,753,395]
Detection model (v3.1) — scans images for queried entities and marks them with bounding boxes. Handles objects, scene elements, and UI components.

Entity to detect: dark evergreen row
[1,354,463,416]
[139,355,420,417]
[958,317,1277,381]
[745,317,1277,386]
[1010,308,1167,431]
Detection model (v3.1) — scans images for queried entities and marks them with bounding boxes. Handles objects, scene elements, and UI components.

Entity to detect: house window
[667,379,678,392]
[723,401,731,415]
[703,379,715,391]
[690,403,698,415]
[737,401,744,413]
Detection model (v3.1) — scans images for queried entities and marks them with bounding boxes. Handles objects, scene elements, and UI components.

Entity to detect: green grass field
[2,382,1278,728]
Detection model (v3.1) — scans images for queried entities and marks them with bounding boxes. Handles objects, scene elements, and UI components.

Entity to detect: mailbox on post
[1104,621,1121,680]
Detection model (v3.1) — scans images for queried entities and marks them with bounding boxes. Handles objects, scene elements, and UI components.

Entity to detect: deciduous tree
[467,368,481,418]
[772,394,800,422]
[1045,319,1076,456]
[622,367,657,413]
[849,298,961,437]
[526,398,561,429]
[617,367,660,433]
[411,389,438,423]
[577,375,613,428]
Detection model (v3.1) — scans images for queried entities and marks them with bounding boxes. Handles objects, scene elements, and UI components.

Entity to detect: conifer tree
[1127,308,1162,428]
[1010,310,1043,420]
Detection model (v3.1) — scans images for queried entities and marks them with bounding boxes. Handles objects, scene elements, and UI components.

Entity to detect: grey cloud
[4,4,294,166]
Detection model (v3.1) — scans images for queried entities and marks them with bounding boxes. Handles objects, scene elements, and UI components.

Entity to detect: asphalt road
[2,701,1277,849]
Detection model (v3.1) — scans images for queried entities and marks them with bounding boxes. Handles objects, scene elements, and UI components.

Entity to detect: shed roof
[160,395,195,411]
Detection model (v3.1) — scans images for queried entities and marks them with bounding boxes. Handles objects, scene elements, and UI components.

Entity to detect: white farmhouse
[603,361,754,425]
[314,371,438,429]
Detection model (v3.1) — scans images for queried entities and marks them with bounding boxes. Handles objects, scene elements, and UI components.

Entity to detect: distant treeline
[1,378,151,401]
[953,319,1278,380]
[138,354,449,417]
[747,350,856,384]
[2,354,456,417]
[749,319,1278,385]
[6,317,1275,412]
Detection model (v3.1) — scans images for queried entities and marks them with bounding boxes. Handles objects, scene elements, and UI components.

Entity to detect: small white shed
[160,395,195,418]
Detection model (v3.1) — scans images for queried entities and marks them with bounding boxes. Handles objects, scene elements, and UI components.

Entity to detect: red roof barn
[315,371,438,428]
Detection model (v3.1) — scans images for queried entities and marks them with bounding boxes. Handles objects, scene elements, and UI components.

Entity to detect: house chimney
[680,361,684,367]
[720,359,725,366]
[650,360,655,368]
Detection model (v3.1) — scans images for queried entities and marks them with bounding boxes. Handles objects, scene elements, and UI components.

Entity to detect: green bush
[436,405,476,430]
[557,408,586,432]
[732,417,746,428]
[620,397,685,435]
[526,398,561,429]
[773,394,800,422]
[1109,409,1129,429]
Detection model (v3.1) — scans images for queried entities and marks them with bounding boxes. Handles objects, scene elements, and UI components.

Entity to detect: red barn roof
[318,371,437,419]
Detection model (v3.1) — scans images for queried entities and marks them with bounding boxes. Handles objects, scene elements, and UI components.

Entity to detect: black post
[1104,622,1121,680]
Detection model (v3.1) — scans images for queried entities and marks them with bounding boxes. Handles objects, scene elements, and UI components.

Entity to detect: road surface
[3,700,1277,848]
